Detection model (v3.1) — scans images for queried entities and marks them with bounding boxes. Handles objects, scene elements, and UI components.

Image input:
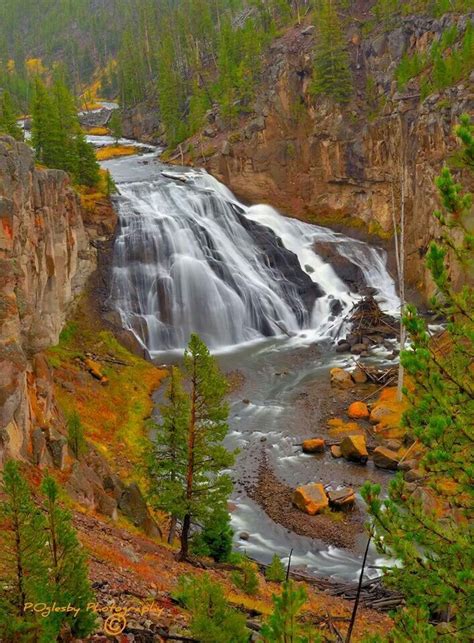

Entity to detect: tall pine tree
[0,461,47,641]
[147,366,190,544]
[311,0,352,103]
[179,334,235,560]
[362,116,474,639]
[0,91,23,140]
[40,475,96,640]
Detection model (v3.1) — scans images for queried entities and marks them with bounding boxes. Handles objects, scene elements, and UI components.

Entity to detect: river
[98,137,399,583]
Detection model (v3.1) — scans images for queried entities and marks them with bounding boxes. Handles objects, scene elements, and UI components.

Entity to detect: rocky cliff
[172,10,473,298]
[0,136,96,465]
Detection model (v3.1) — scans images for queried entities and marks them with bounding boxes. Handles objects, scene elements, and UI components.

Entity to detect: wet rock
[352,367,368,384]
[330,445,342,458]
[302,438,325,453]
[373,446,400,470]
[242,399,250,404]
[314,242,365,292]
[351,343,368,355]
[330,368,353,389]
[293,483,328,515]
[239,532,250,541]
[336,342,350,353]
[347,401,370,420]
[328,487,356,511]
[340,435,368,464]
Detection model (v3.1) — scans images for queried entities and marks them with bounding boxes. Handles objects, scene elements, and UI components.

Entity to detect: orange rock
[330,445,342,458]
[347,401,370,420]
[302,438,325,453]
[85,358,105,381]
[373,446,400,470]
[340,435,368,463]
[293,483,328,515]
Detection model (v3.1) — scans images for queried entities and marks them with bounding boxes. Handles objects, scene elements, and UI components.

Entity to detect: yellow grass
[85,126,110,136]
[96,145,139,161]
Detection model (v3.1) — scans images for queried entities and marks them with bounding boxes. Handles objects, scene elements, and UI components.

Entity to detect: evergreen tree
[265,554,286,582]
[109,110,123,145]
[179,334,235,560]
[311,0,352,103]
[75,131,100,187]
[31,78,62,167]
[40,475,96,640]
[67,410,87,458]
[0,91,23,140]
[176,574,249,643]
[0,461,47,641]
[147,366,190,545]
[231,557,260,595]
[191,506,234,562]
[362,117,474,639]
[261,580,320,642]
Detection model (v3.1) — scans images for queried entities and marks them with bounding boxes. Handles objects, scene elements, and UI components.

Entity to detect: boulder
[94,487,118,520]
[385,439,402,451]
[293,483,328,515]
[336,342,350,353]
[373,447,400,470]
[347,401,370,420]
[330,368,353,389]
[340,435,368,464]
[398,459,418,472]
[369,404,395,424]
[352,367,368,384]
[351,343,367,355]
[32,428,47,466]
[239,532,250,541]
[404,469,424,483]
[302,438,325,454]
[84,358,108,385]
[330,445,342,458]
[119,483,162,538]
[328,488,356,511]
[47,435,68,470]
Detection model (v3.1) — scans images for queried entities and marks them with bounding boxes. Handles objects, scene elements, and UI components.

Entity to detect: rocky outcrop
[0,136,96,465]
[122,101,164,145]
[176,11,473,298]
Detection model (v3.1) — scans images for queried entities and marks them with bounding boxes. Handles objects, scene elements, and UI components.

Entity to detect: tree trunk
[168,516,177,545]
[179,514,191,560]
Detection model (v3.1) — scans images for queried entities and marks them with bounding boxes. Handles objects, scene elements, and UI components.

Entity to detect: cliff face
[175,12,473,297]
[0,136,96,465]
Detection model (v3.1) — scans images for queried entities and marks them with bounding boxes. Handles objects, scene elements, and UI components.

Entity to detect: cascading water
[107,161,398,356]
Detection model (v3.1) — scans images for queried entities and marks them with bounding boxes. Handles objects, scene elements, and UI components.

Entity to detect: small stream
[98,139,398,583]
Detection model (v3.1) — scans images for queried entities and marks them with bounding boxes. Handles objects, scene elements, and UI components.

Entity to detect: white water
[107,164,398,356]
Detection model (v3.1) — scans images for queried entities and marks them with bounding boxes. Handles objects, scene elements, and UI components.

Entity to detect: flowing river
[98,138,399,583]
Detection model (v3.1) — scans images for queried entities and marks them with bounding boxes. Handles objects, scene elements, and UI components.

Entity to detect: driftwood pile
[335,295,400,357]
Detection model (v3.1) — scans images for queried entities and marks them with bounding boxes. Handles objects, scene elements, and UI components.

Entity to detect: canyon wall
[174,12,473,297]
[0,136,96,465]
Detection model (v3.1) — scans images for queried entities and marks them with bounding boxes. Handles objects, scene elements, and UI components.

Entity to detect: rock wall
[177,12,473,297]
[0,136,96,465]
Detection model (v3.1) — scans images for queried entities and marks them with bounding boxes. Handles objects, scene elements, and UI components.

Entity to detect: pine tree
[147,366,190,545]
[0,461,47,641]
[75,131,100,187]
[362,117,474,639]
[261,580,320,642]
[31,78,62,167]
[67,410,87,458]
[265,554,286,582]
[40,475,96,640]
[179,334,235,560]
[0,91,23,140]
[176,574,249,643]
[231,557,260,595]
[311,0,352,103]
[191,506,234,562]
[109,110,122,146]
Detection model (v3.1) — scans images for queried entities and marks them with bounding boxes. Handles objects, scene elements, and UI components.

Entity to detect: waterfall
[107,167,398,355]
